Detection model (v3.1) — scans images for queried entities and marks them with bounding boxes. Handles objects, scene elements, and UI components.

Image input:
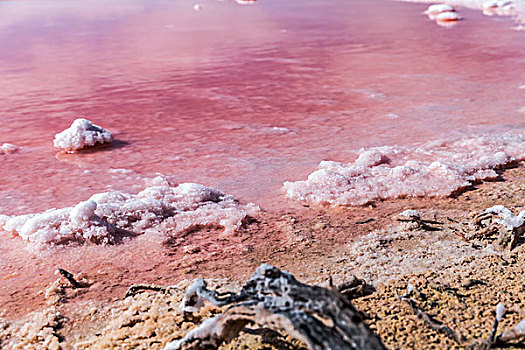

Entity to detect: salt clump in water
[283,134,525,206]
[424,3,460,24]
[235,0,259,4]
[0,143,19,154]
[483,0,514,15]
[425,3,456,16]
[53,118,112,153]
[0,181,259,246]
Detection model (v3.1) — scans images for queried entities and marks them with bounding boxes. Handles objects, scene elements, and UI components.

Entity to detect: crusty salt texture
[425,3,456,14]
[283,134,525,206]
[0,143,19,154]
[0,183,259,246]
[53,118,112,152]
[436,11,461,20]
[399,209,420,219]
[485,205,525,230]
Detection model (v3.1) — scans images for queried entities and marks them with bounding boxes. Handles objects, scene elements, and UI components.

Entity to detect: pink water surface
[1,0,524,214]
[0,0,524,317]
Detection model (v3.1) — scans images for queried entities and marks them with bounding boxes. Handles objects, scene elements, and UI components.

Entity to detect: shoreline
[2,162,524,349]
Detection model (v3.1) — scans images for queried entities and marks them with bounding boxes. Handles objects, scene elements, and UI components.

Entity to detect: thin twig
[57,268,82,288]
[125,283,172,298]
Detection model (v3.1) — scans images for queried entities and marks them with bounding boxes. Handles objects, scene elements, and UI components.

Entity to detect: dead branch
[337,276,376,299]
[125,284,174,298]
[57,268,82,289]
[165,264,386,350]
[398,286,464,344]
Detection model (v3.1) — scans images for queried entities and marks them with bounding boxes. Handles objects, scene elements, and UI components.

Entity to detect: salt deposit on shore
[283,134,525,206]
[485,205,525,230]
[0,181,258,245]
[53,118,112,152]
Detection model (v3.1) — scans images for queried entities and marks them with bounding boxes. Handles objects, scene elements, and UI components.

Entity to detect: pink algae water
[0,0,524,315]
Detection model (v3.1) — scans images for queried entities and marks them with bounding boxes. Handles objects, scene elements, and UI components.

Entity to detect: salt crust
[484,205,525,230]
[346,223,494,286]
[0,143,19,154]
[53,118,112,152]
[425,3,456,14]
[436,11,461,20]
[283,134,525,206]
[399,209,420,219]
[0,182,259,245]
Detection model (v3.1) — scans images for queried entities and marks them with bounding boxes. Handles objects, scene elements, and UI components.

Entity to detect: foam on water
[53,118,112,152]
[0,180,259,246]
[283,134,525,206]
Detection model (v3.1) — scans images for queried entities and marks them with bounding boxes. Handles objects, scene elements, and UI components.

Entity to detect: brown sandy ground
[1,163,524,349]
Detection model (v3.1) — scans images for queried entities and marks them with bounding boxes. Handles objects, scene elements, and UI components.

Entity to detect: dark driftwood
[165,264,386,350]
[398,286,464,344]
[57,268,82,288]
[125,283,172,298]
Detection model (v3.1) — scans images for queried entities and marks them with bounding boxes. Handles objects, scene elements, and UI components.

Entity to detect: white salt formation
[283,134,525,206]
[425,3,456,15]
[484,205,525,230]
[483,0,515,15]
[436,11,461,20]
[405,0,524,24]
[399,209,420,219]
[53,118,112,152]
[235,0,259,4]
[0,183,259,245]
[0,143,19,154]
[424,3,460,22]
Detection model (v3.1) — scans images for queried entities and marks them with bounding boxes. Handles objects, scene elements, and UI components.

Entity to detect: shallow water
[0,0,524,318]
[1,0,524,214]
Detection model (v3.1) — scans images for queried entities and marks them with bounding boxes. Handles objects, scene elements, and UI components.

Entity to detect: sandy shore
[1,162,525,349]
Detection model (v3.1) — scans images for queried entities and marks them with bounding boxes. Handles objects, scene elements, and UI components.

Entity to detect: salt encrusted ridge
[0,183,259,246]
[283,134,525,206]
[484,205,525,230]
[53,118,112,152]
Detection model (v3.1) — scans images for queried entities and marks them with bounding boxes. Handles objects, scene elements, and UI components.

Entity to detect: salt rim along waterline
[283,133,525,206]
[0,178,259,246]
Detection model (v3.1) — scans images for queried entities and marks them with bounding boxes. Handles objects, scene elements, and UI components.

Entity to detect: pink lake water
[0,0,524,316]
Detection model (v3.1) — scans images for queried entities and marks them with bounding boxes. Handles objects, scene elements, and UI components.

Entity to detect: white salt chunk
[193,4,202,11]
[235,0,259,4]
[436,11,460,20]
[425,3,455,14]
[0,183,259,246]
[496,302,505,321]
[399,210,420,219]
[0,143,19,154]
[283,133,525,206]
[485,205,525,230]
[53,118,112,152]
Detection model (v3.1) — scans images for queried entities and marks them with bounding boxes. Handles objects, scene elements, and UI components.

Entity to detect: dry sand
[1,163,525,349]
